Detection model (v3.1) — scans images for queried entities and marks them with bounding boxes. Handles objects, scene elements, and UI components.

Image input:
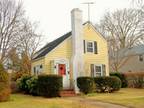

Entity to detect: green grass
[86,88,144,108]
[0,94,97,108]
[0,88,144,108]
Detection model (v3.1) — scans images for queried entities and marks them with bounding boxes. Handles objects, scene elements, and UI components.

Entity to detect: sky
[21,0,132,44]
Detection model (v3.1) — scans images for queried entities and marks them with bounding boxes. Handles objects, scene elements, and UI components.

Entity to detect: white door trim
[53,58,70,89]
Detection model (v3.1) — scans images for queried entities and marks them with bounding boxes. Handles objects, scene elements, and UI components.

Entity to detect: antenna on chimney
[82,2,95,23]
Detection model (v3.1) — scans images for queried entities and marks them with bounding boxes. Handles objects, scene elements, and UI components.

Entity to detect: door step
[60,89,76,97]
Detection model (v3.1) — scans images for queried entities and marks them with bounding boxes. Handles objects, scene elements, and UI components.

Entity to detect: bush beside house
[77,76,121,94]
[17,74,62,97]
[17,75,32,93]
[94,76,121,93]
[27,76,38,95]
[110,72,144,88]
[0,64,11,102]
[37,75,62,97]
[77,77,95,94]
[110,72,128,88]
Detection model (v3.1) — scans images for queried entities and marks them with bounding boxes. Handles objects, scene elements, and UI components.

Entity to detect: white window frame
[94,64,103,77]
[33,65,43,75]
[86,41,94,53]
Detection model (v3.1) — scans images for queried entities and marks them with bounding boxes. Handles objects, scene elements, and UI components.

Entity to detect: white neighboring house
[110,45,144,72]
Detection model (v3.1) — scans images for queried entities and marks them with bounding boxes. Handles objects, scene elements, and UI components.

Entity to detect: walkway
[66,97,128,108]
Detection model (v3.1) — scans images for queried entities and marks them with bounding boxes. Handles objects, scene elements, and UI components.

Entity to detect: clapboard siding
[31,23,109,77]
[44,37,72,74]
[83,24,109,76]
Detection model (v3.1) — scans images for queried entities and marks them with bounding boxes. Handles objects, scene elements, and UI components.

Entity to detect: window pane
[96,73,101,76]
[95,66,101,72]
[94,66,102,77]
[88,42,93,47]
[87,42,93,52]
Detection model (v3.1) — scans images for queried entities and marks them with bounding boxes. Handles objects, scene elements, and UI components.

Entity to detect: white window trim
[33,64,43,75]
[86,41,95,53]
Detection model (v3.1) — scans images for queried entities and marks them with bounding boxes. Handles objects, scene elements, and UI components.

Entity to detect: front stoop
[60,89,76,97]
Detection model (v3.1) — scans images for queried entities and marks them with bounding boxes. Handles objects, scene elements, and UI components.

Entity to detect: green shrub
[94,76,121,93]
[37,75,62,97]
[110,72,127,88]
[0,64,11,102]
[17,74,31,93]
[26,76,38,95]
[77,77,95,94]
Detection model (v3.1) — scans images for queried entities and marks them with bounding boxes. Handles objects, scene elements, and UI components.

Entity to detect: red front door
[58,64,66,76]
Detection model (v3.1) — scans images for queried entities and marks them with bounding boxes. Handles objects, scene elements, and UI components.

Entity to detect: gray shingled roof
[119,45,144,57]
[33,32,71,60]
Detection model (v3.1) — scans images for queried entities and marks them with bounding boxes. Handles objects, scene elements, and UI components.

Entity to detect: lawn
[0,88,144,108]
[0,94,98,108]
[86,88,144,108]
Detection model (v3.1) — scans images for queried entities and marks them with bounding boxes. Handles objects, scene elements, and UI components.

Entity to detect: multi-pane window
[84,40,97,54]
[33,65,43,75]
[87,42,94,53]
[95,66,102,76]
[91,64,106,77]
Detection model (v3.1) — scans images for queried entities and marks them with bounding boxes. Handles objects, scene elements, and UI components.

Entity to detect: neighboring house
[110,45,144,73]
[31,8,109,93]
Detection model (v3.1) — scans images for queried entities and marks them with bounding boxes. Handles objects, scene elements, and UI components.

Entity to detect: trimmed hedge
[110,72,127,88]
[0,64,11,102]
[77,77,95,94]
[94,76,121,93]
[37,75,62,97]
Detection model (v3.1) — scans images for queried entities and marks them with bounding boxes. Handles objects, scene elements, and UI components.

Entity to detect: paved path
[66,97,128,108]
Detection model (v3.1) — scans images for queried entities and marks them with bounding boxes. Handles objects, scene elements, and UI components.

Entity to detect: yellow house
[31,8,109,93]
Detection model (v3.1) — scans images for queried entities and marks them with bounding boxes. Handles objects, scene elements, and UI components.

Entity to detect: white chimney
[71,8,84,93]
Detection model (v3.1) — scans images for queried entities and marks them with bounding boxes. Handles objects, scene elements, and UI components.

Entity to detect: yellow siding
[31,58,45,74]
[31,23,109,76]
[44,37,72,74]
[83,24,109,76]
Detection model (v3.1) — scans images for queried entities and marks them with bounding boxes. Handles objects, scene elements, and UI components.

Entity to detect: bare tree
[17,19,42,73]
[18,19,42,59]
[96,8,144,72]
[0,0,24,63]
[0,0,42,74]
